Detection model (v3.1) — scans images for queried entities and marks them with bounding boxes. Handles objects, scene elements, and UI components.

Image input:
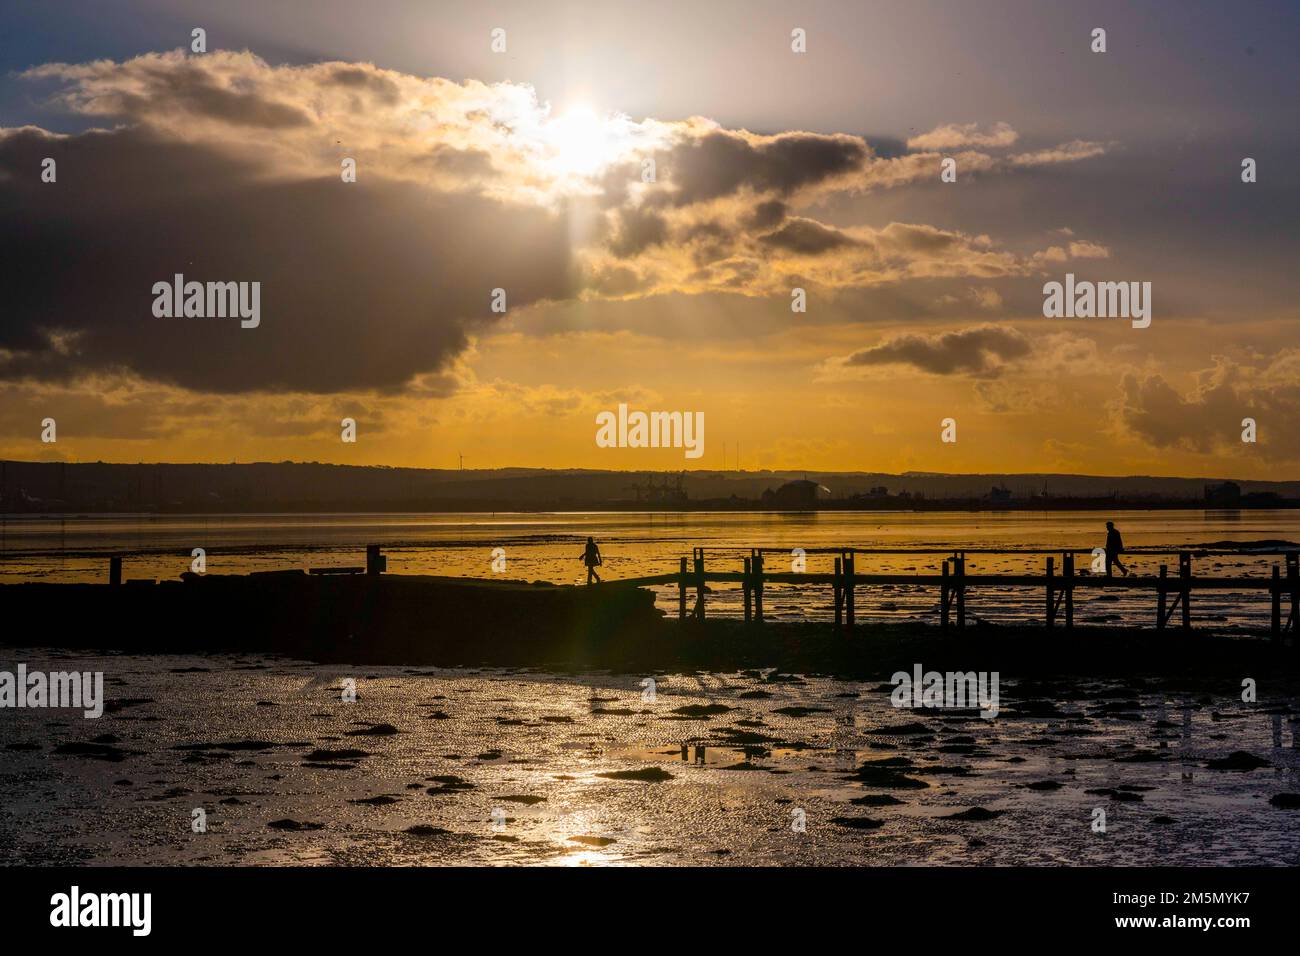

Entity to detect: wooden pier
[613,547,1300,639]
[92,544,1300,640]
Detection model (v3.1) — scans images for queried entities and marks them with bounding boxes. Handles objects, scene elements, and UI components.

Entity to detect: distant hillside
[2,460,1298,513]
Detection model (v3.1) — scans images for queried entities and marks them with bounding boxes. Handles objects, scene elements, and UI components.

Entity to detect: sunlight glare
[543,105,630,178]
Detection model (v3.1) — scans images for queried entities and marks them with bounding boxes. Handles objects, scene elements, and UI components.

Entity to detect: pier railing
[609,547,1300,639]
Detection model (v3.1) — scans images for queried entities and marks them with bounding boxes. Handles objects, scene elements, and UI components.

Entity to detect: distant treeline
[1,459,1297,513]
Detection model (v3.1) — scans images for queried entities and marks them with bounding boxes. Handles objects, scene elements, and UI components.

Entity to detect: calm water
[2,649,1297,866]
[2,510,1296,629]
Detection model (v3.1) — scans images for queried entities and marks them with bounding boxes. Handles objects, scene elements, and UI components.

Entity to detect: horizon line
[0,458,1293,485]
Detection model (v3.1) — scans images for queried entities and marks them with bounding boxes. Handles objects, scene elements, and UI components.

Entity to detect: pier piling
[1271,565,1281,639]
[1179,552,1191,632]
[1063,553,1074,630]
[955,553,966,629]
[1045,556,1055,628]
[1288,553,1298,636]
[833,557,843,629]
[693,547,705,620]
[940,559,951,629]
[845,550,856,629]
[678,557,687,621]
[1158,565,1169,630]
[743,556,753,623]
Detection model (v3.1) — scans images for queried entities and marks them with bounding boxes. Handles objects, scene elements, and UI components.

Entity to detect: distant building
[762,479,832,508]
[987,484,1013,501]
[627,472,688,504]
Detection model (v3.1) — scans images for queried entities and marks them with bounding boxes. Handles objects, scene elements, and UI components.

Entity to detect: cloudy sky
[1,0,1297,476]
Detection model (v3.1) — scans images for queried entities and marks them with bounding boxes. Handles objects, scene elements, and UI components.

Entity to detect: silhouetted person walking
[1105,521,1128,577]
[580,536,603,584]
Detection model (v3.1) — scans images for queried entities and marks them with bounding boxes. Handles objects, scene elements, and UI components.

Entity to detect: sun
[543,105,631,178]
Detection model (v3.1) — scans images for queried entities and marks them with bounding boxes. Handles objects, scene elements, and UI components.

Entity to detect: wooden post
[955,553,966,629]
[1063,553,1074,631]
[694,547,706,620]
[1158,565,1168,630]
[1268,564,1279,639]
[679,556,689,620]
[366,545,386,575]
[940,559,950,629]
[743,557,753,623]
[845,550,856,629]
[833,557,843,629]
[1179,551,1191,632]
[109,555,122,586]
[753,550,765,624]
[1045,556,1054,629]
[1288,553,1298,637]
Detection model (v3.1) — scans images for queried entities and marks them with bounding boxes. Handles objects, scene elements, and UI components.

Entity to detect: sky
[0,0,1297,477]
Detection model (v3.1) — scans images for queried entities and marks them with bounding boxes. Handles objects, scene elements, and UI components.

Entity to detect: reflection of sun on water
[557,848,613,867]
[533,805,623,866]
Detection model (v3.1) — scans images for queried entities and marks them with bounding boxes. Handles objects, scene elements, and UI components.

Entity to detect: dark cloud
[877,222,961,256]
[843,325,1032,376]
[659,129,868,205]
[679,220,735,265]
[681,220,730,242]
[747,199,787,229]
[324,65,402,104]
[608,205,669,257]
[0,126,576,393]
[1117,363,1300,460]
[109,59,311,128]
[1119,373,1216,451]
[758,217,855,255]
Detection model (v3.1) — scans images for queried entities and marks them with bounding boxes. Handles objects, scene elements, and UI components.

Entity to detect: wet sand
[3,648,1298,866]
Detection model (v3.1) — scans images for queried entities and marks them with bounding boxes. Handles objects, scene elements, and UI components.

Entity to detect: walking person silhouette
[1104,521,1129,577]
[580,536,603,584]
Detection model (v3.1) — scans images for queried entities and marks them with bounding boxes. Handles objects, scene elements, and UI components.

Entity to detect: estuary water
[1,509,1296,629]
